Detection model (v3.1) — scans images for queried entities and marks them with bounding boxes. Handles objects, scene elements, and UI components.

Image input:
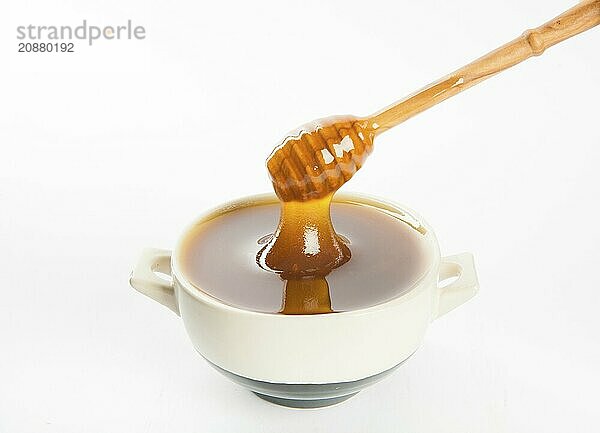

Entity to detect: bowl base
[253,391,359,408]
[199,349,416,407]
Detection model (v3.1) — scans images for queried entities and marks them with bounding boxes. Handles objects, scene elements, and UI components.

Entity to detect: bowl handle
[435,253,479,319]
[129,248,180,315]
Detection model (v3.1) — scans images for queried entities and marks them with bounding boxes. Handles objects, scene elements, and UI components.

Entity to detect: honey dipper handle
[369,0,600,134]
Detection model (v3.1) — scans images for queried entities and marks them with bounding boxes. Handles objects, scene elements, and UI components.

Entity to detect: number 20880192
[18,42,74,53]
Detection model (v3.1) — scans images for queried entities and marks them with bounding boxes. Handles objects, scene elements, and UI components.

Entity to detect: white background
[1,0,599,431]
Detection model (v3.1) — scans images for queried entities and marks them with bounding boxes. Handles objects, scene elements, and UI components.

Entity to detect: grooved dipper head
[267,116,375,202]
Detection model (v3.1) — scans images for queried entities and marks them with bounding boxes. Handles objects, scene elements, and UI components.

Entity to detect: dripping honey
[258,116,375,282]
[257,116,377,314]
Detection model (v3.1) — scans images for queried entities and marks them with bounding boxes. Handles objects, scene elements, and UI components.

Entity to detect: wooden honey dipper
[259,0,599,282]
[267,0,600,202]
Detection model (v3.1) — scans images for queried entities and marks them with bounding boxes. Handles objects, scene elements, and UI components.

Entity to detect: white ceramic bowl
[129,193,478,408]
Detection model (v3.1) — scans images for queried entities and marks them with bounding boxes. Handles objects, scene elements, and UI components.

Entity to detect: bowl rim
[171,192,441,318]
